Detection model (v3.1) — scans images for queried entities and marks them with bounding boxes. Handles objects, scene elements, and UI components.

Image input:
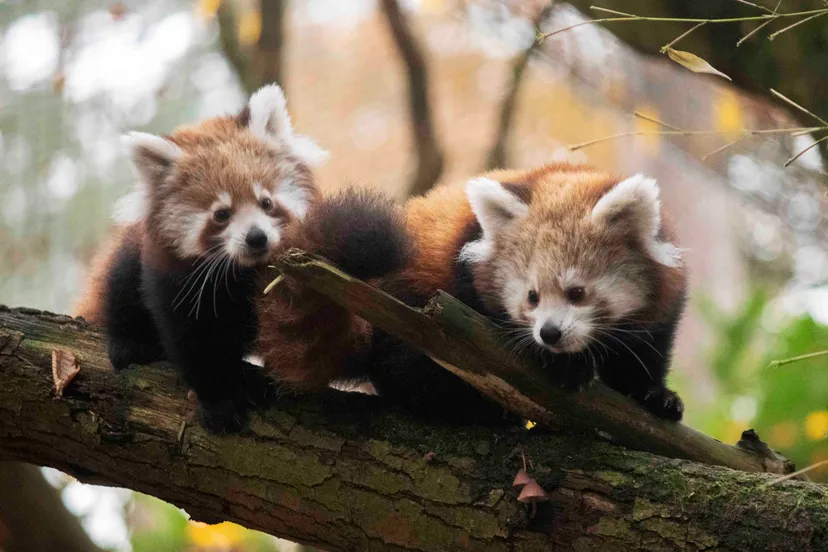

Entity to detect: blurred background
[1,0,827,550]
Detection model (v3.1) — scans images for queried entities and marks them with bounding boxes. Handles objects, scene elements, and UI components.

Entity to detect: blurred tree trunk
[379,0,445,197]
[218,0,287,93]
[485,4,555,170]
[2,307,827,551]
[564,0,828,127]
[0,462,101,552]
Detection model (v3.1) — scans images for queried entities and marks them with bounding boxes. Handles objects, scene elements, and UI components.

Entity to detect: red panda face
[116,84,326,266]
[463,173,682,355]
[154,144,317,266]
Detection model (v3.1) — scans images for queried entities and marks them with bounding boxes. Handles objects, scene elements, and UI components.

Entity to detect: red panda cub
[257,163,687,423]
[74,84,326,432]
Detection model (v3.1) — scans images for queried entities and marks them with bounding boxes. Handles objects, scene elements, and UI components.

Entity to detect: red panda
[257,163,687,423]
[74,84,326,433]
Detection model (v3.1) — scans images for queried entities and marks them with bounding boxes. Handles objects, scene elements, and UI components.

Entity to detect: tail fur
[289,187,413,280]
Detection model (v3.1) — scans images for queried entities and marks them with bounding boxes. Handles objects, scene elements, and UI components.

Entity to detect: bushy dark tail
[290,187,413,280]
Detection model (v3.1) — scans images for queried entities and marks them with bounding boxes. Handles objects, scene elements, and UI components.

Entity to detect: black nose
[539,324,562,345]
[245,227,268,250]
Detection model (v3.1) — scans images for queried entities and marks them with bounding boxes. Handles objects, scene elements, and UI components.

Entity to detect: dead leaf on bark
[52,349,80,398]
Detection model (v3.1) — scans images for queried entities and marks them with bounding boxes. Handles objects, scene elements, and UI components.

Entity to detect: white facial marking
[593,274,646,319]
[275,177,310,219]
[591,174,682,268]
[157,204,210,259]
[462,177,529,263]
[217,192,232,207]
[222,205,281,262]
[531,299,594,353]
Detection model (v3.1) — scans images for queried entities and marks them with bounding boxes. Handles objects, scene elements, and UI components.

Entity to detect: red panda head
[462,168,684,355]
[116,84,326,267]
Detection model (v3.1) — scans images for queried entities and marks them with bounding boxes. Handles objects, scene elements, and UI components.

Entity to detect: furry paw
[633,385,684,421]
[239,360,278,406]
[198,397,248,434]
[555,360,594,391]
[108,337,164,372]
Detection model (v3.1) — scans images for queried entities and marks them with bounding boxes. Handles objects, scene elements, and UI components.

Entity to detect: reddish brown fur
[257,163,686,390]
[73,224,141,325]
[74,112,319,325]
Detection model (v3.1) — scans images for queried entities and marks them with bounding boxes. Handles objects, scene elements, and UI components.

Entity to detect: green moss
[632,498,672,522]
[593,470,633,487]
[639,518,686,543]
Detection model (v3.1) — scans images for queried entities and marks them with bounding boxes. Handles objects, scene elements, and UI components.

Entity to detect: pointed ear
[246,83,328,166]
[117,132,182,222]
[591,174,682,267]
[122,131,182,188]
[247,84,292,144]
[461,177,529,262]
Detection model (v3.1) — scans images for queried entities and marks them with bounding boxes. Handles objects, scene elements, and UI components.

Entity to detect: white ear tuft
[461,177,529,262]
[119,132,182,222]
[592,174,682,267]
[290,134,329,167]
[246,84,328,166]
[247,83,292,145]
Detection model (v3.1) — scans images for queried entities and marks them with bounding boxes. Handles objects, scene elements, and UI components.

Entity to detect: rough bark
[2,305,826,551]
[379,0,445,197]
[274,253,792,474]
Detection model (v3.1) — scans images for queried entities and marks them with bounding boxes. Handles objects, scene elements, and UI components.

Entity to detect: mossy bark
[1,306,826,551]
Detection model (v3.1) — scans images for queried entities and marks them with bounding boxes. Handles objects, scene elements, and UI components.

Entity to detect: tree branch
[1,305,825,551]
[379,0,445,197]
[274,252,794,475]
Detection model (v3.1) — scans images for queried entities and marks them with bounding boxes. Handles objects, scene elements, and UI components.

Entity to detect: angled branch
[274,252,794,475]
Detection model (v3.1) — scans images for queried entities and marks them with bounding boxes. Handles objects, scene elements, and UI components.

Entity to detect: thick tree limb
[379,0,445,197]
[1,305,826,551]
[274,252,793,475]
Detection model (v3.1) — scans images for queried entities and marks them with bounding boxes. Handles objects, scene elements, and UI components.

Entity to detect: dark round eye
[213,208,231,223]
[259,197,273,210]
[565,286,585,304]
[527,290,539,307]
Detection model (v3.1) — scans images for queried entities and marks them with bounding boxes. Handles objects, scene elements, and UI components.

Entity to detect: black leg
[104,240,165,371]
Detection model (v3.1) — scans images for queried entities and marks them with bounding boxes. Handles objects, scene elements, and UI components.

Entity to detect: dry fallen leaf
[665,48,732,81]
[52,349,80,398]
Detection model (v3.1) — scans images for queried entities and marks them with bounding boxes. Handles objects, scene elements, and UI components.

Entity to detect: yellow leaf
[805,411,828,441]
[525,420,536,430]
[188,521,246,547]
[237,9,262,46]
[665,48,731,81]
